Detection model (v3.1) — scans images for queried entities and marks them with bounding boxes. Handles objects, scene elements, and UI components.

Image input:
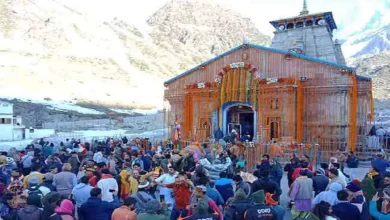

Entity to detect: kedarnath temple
[163,0,374,156]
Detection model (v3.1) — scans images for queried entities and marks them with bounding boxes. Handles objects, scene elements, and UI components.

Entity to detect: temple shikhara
[163,1,374,161]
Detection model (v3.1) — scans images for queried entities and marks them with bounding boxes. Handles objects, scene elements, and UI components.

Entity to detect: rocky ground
[0,98,146,128]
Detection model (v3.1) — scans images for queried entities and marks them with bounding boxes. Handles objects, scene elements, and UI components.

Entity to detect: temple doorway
[226,105,254,141]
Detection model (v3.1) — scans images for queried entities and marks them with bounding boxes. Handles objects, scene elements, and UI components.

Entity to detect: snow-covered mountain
[343,7,390,104]
[0,0,270,109]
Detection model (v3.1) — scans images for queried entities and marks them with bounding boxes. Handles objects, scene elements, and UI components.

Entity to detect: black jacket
[312,174,329,196]
[79,197,118,220]
[17,205,42,220]
[187,213,219,220]
[244,204,278,220]
[251,177,281,197]
[224,199,252,220]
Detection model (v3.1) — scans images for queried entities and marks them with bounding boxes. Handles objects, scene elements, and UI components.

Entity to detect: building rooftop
[164,43,367,85]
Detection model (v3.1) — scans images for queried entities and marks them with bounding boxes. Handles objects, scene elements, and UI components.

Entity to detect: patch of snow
[0,128,168,151]
[59,128,167,140]
[0,139,34,151]
[109,108,160,115]
[133,109,160,115]
[1,96,104,115]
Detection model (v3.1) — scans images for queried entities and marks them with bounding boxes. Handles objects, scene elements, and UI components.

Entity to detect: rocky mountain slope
[0,0,270,109]
[352,51,390,100]
[343,8,390,103]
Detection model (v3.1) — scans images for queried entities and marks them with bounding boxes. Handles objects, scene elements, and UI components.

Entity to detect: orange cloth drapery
[349,75,358,152]
[296,80,304,142]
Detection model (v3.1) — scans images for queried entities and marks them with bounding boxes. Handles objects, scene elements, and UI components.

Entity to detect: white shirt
[156,172,177,195]
[97,176,118,202]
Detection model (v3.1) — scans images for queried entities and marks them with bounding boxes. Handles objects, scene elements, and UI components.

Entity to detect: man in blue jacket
[214,172,234,202]
[79,187,118,220]
[371,153,390,177]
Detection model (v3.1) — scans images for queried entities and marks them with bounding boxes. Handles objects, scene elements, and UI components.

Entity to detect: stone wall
[271,25,342,64]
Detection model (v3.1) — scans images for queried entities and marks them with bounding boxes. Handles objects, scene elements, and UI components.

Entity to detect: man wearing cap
[345,182,366,213]
[312,169,330,196]
[24,176,51,196]
[224,188,252,219]
[244,190,278,220]
[189,185,222,220]
[137,199,169,220]
[131,179,154,213]
[42,172,56,191]
[23,164,44,188]
[372,153,390,177]
[180,198,219,220]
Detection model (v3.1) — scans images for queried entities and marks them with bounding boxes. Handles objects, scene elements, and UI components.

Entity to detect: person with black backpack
[24,176,50,198]
[224,188,252,220]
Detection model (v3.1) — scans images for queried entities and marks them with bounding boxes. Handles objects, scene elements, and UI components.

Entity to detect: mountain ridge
[0,0,270,109]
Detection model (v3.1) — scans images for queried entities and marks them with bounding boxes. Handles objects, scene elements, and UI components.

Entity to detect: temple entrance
[226,105,255,141]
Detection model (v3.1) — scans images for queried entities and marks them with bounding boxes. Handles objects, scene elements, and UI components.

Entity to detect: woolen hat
[352,179,361,185]
[346,182,361,193]
[316,168,325,175]
[28,176,39,186]
[27,193,42,207]
[195,185,207,192]
[145,200,160,213]
[234,188,247,201]
[251,189,265,204]
[138,180,150,189]
[55,199,74,215]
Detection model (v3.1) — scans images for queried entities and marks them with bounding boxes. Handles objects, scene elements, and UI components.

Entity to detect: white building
[0,101,26,141]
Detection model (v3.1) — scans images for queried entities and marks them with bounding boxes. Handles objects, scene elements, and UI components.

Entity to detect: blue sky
[82,0,390,40]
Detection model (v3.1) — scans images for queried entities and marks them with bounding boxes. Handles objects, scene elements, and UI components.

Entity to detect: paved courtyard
[279,162,371,220]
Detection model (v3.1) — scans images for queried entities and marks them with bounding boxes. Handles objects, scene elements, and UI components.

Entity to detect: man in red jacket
[157,174,193,219]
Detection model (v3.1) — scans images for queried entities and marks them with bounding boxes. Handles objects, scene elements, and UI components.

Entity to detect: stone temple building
[163,0,374,153]
[269,0,346,65]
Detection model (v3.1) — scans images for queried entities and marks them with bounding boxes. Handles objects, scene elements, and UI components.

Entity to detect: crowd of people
[0,137,389,220]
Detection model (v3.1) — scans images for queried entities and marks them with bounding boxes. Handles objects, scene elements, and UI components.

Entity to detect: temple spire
[300,0,309,16]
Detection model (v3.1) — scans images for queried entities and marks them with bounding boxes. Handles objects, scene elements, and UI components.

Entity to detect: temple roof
[164,43,368,85]
[269,12,338,32]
